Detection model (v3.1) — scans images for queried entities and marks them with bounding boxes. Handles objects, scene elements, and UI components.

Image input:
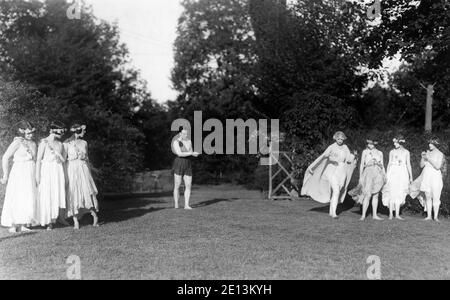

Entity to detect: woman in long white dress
[382,135,413,220]
[1,122,37,233]
[410,137,444,222]
[64,124,99,229]
[348,138,386,221]
[35,122,67,230]
[301,131,357,219]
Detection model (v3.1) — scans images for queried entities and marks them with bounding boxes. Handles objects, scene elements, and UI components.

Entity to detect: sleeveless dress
[1,139,37,227]
[35,139,66,226]
[173,140,193,177]
[382,149,410,208]
[410,150,443,210]
[348,149,386,204]
[301,143,357,204]
[65,140,99,218]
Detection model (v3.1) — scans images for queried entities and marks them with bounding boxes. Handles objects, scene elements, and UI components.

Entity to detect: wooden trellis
[268,150,299,200]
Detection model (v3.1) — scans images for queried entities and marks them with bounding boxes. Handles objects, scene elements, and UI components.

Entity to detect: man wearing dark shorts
[172,129,199,209]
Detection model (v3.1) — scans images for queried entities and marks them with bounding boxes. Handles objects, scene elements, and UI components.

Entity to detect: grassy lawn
[1,184,450,280]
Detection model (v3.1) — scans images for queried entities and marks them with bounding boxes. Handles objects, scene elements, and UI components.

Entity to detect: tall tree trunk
[425,84,434,132]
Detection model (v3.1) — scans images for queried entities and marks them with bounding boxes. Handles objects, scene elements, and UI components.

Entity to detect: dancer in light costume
[301,131,357,219]
[64,124,99,229]
[410,137,445,222]
[348,138,386,221]
[35,122,68,230]
[382,135,412,220]
[1,121,37,233]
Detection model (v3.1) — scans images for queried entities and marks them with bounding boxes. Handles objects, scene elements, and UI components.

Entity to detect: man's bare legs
[184,175,193,210]
[173,174,182,209]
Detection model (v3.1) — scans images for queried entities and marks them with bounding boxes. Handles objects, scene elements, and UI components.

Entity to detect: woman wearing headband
[410,137,444,222]
[35,121,68,230]
[348,138,386,221]
[302,131,357,219]
[63,124,99,229]
[382,135,412,220]
[1,121,37,233]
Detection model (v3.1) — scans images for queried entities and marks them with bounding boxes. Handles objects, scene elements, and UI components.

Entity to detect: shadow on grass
[309,197,356,216]
[193,198,239,208]
[96,196,171,225]
[102,191,173,201]
[0,231,38,243]
[99,207,167,224]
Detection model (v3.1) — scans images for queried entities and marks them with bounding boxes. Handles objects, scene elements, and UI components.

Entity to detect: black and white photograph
[0,0,449,283]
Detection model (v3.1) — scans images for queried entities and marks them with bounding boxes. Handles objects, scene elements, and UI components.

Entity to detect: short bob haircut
[333,131,347,141]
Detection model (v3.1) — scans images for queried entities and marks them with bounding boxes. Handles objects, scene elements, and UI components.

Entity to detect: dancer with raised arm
[410,137,445,222]
[1,121,37,233]
[64,124,99,229]
[382,135,412,220]
[301,131,357,219]
[348,138,386,221]
[35,122,68,230]
[172,129,199,210]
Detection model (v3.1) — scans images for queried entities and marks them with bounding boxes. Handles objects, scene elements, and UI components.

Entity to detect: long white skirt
[420,167,443,208]
[66,160,99,218]
[382,165,409,208]
[1,161,37,227]
[35,161,66,226]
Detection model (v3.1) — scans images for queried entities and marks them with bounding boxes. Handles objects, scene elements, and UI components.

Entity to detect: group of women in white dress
[1,121,99,233]
[302,131,445,222]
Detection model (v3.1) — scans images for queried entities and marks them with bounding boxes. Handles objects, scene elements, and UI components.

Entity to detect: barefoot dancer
[172,129,199,210]
[301,131,357,219]
[382,135,412,221]
[64,124,99,229]
[1,121,37,233]
[349,138,386,221]
[35,122,68,230]
[410,137,444,222]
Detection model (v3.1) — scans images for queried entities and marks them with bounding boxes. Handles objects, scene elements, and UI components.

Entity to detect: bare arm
[54,142,66,163]
[1,140,20,182]
[35,142,46,184]
[62,142,69,161]
[173,141,193,157]
[406,151,413,182]
[380,151,386,174]
[359,151,366,178]
[426,152,444,170]
[30,142,37,161]
[386,151,394,173]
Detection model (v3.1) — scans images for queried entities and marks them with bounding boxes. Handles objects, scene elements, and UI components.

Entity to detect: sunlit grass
[1,184,450,280]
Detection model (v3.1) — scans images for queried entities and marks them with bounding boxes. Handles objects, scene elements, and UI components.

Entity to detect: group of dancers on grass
[1,120,99,233]
[301,131,446,222]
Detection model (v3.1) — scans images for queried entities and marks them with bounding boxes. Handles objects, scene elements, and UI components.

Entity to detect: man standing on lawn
[172,128,199,210]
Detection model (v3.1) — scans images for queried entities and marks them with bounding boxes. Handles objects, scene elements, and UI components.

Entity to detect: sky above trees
[87,0,183,103]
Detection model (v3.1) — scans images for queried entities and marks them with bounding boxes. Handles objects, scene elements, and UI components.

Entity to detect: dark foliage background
[0,0,449,214]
